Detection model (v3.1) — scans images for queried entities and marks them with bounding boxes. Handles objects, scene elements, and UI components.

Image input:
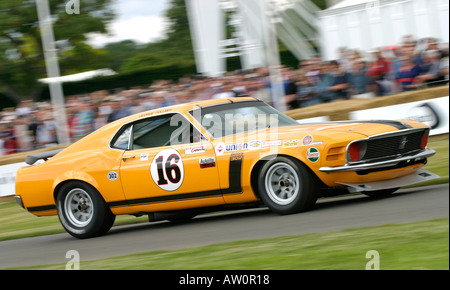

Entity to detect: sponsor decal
[107,171,118,181]
[215,143,225,156]
[306,147,320,162]
[312,141,323,145]
[283,139,299,148]
[216,140,282,155]
[226,143,248,152]
[230,152,244,161]
[138,108,172,118]
[302,135,313,146]
[199,157,216,168]
[140,153,149,161]
[150,149,184,191]
[185,144,207,155]
[262,140,282,147]
[248,140,262,150]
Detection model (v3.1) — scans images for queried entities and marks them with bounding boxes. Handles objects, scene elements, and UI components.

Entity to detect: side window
[132,115,174,149]
[111,114,205,150]
[111,126,132,150]
[167,113,205,146]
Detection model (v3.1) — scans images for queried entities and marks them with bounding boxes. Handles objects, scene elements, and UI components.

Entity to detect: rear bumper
[337,168,440,192]
[319,148,436,173]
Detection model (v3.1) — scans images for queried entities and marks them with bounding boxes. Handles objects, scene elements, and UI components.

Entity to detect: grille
[361,130,426,162]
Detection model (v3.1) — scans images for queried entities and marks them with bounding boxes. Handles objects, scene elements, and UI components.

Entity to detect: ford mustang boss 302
[15,98,438,238]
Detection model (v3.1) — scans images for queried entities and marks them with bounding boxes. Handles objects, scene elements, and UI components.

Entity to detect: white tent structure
[186,0,320,77]
[317,0,449,60]
[186,0,320,111]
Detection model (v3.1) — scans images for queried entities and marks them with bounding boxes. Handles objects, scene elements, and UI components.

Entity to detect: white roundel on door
[150,149,184,191]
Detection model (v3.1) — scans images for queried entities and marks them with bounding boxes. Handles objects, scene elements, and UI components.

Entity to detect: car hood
[277,120,420,138]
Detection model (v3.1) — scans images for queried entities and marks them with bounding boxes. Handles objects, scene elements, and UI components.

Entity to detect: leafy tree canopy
[0,0,114,103]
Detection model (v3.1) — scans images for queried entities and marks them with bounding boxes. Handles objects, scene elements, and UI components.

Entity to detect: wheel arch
[53,178,102,204]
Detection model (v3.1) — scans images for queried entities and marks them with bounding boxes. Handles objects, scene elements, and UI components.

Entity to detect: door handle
[122,155,136,162]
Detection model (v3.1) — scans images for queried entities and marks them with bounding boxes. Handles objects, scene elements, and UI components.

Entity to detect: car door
[115,113,224,212]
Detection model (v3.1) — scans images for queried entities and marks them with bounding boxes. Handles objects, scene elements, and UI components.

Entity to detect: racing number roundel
[150,149,184,191]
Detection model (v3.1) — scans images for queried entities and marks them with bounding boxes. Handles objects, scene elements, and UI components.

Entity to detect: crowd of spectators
[286,36,448,109]
[0,35,448,156]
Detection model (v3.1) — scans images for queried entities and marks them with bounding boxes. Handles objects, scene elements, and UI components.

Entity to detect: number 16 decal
[150,149,184,191]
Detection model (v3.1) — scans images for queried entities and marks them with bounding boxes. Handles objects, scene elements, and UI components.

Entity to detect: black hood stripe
[337,120,413,130]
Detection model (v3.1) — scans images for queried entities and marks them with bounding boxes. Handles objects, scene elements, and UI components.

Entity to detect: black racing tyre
[362,187,400,198]
[56,181,116,239]
[257,157,318,215]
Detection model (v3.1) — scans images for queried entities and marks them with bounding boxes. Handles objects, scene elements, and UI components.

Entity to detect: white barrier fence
[1,96,448,197]
[0,162,27,197]
[350,96,449,136]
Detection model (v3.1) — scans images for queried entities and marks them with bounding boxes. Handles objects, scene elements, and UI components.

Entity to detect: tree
[59,41,110,75]
[117,0,196,75]
[0,0,114,104]
[163,0,194,58]
[103,40,141,72]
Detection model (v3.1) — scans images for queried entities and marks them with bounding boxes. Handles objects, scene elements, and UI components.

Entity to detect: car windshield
[189,101,298,138]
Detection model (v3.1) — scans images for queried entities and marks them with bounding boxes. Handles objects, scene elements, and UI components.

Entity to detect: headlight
[347,141,367,162]
[421,129,430,149]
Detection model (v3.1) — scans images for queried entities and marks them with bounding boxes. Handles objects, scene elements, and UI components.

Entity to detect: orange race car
[15,97,438,238]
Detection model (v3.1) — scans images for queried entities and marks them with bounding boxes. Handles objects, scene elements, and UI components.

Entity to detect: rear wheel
[258,157,318,215]
[56,181,115,239]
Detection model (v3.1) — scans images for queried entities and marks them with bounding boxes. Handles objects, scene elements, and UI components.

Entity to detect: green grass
[9,218,449,270]
[0,135,447,242]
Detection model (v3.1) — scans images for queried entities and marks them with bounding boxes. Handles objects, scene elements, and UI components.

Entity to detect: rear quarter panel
[15,147,127,216]
[15,121,127,216]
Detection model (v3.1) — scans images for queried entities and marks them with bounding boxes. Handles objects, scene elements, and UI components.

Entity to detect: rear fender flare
[53,171,100,201]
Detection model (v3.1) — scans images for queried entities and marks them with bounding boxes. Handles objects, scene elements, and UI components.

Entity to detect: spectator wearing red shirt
[0,124,19,155]
[366,50,392,96]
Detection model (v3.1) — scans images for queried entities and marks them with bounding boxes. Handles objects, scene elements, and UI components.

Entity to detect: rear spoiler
[25,149,64,165]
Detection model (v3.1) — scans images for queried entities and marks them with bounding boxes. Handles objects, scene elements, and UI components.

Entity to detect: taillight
[347,141,367,162]
[421,130,429,149]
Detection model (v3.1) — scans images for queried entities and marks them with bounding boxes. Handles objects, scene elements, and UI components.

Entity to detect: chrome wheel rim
[64,188,94,227]
[264,162,300,205]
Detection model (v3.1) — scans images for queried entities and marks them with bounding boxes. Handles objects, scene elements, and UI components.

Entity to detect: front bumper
[319,148,436,173]
[15,195,24,209]
[337,168,440,192]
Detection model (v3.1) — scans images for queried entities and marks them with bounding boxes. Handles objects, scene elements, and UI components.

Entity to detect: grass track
[8,218,449,270]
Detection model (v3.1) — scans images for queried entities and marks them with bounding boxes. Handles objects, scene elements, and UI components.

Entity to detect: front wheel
[56,181,116,239]
[257,157,318,215]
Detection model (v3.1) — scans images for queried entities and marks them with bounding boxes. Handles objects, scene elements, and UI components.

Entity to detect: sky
[88,0,170,47]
